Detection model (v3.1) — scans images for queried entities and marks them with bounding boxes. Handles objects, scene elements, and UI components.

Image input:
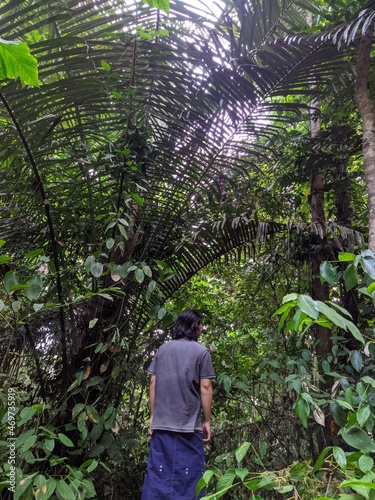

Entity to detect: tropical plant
[1,0,375,497]
[197,250,375,500]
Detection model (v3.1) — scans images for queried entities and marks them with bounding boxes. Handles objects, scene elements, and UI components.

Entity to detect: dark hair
[173,309,202,341]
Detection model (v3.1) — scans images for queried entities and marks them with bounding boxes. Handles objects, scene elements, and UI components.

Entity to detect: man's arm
[149,375,156,435]
[200,378,213,443]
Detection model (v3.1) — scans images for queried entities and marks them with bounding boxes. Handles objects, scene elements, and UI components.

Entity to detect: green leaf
[330,401,347,427]
[317,302,364,344]
[84,255,95,272]
[245,476,274,490]
[90,422,104,441]
[0,38,39,86]
[106,238,115,250]
[26,275,43,301]
[88,444,105,457]
[14,473,37,500]
[341,427,375,452]
[235,442,251,464]
[89,318,98,329]
[23,434,37,451]
[56,480,75,500]
[338,252,356,262]
[87,376,103,387]
[134,268,145,283]
[72,403,85,419]
[235,468,249,481]
[77,413,88,440]
[102,405,115,421]
[357,405,371,427]
[91,262,103,278]
[346,323,365,345]
[4,270,18,293]
[317,302,347,329]
[297,294,319,319]
[282,293,298,304]
[43,439,55,454]
[86,460,99,473]
[312,447,332,474]
[57,433,74,447]
[333,447,346,469]
[196,470,214,496]
[81,478,96,498]
[358,455,374,473]
[142,264,152,278]
[367,281,375,295]
[34,476,57,500]
[131,193,144,205]
[12,300,20,312]
[158,307,166,319]
[142,0,170,14]
[350,350,363,373]
[26,248,44,259]
[361,256,375,280]
[118,224,127,239]
[86,405,100,423]
[216,470,236,494]
[17,407,36,426]
[343,264,358,291]
[340,479,375,490]
[320,261,338,284]
[100,60,111,71]
[295,397,309,428]
[275,485,293,493]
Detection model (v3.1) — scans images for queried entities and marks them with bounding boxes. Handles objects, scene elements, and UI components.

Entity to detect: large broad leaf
[320,261,338,285]
[0,39,39,86]
[297,294,319,319]
[343,264,358,291]
[317,302,365,344]
[361,255,375,280]
[341,427,375,453]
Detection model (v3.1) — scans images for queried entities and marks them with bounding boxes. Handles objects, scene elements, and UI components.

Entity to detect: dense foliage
[1,0,375,499]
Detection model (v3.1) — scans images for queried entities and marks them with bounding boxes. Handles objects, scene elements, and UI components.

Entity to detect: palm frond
[0,0,372,391]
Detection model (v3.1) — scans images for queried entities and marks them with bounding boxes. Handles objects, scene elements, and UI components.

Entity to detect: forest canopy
[1,0,375,498]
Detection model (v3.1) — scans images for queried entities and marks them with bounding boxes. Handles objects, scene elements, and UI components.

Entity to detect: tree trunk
[309,96,333,451]
[309,98,332,359]
[355,29,375,253]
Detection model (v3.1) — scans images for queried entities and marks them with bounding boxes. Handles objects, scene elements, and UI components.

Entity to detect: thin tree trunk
[309,95,332,450]
[355,29,375,253]
[309,97,331,360]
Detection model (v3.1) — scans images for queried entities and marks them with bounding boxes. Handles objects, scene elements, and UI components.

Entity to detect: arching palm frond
[0,0,373,395]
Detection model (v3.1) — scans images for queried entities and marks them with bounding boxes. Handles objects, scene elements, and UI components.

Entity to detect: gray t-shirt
[147,339,215,433]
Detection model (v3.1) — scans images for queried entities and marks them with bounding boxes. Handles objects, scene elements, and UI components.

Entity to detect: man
[142,309,215,500]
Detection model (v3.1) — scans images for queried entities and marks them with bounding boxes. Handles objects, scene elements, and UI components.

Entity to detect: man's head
[173,309,202,341]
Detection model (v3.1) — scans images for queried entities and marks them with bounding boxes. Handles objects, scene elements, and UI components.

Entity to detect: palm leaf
[0,0,372,395]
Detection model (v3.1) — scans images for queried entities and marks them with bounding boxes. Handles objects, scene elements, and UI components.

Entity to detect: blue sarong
[142,431,205,499]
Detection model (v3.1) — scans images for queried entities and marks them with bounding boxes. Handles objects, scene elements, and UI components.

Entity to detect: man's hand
[202,420,211,443]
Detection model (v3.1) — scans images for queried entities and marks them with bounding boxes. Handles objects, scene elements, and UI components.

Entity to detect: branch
[0,90,68,394]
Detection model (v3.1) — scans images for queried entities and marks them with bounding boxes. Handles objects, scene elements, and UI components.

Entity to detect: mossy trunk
[355,29,375,253]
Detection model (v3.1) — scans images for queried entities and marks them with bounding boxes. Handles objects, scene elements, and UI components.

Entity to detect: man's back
[148,339,215,432]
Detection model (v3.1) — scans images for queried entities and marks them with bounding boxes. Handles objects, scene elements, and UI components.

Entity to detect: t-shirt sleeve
[147,352,158,375]
[200,350,215,379]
